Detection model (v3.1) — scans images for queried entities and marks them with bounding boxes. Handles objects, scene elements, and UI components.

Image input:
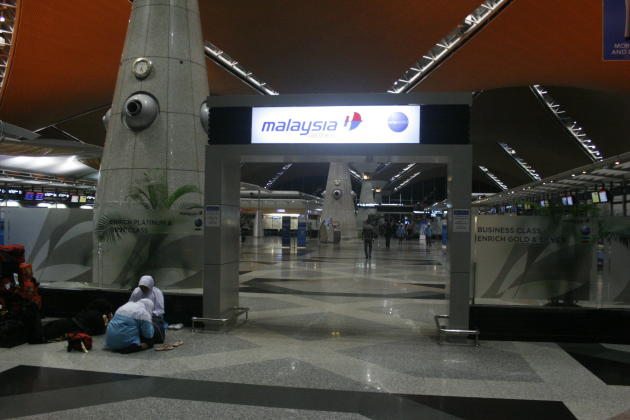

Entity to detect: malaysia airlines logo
[344,112,363,130]
[260,111,364,136]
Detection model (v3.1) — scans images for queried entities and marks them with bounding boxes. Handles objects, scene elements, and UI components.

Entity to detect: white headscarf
[129,275,165,317]
[116,300,153,322]
[139,298,154,316]
[139,275,155,290]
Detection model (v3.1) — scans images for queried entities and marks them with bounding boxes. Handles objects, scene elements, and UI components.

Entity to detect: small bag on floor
[67,332,92,353]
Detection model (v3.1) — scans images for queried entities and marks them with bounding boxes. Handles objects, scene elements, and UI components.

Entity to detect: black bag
[0,319,27,348]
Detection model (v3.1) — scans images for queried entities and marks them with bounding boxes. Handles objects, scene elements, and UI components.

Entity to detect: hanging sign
[603,0,630,60]
[251,106,420,144]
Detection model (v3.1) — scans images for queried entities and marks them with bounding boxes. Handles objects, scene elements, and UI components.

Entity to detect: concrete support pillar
[203,150,240,317]
[357,180,377,225]
[359,180,376,204]
[320,162,357,240]
[254,209,264,237]
[94,0,209,287]
[447,146,473,329]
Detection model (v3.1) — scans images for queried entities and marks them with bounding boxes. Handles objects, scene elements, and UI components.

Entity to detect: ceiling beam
[388,0,514,93]
[530,84,603,162]
[204,41,279,96]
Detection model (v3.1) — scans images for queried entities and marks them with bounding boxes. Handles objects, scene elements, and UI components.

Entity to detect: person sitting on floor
[105,299,155,354]
[128,275,165,343]
[28,298,114,344]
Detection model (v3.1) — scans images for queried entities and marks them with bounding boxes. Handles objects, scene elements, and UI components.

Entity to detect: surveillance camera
[200,101,210,134]
[123,92,159,131]
[102,108,112,131]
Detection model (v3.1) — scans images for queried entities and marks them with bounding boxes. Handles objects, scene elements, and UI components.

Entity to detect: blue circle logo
[388,112,409,132]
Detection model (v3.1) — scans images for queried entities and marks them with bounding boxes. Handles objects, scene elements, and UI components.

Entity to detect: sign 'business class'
[251,106,421,144]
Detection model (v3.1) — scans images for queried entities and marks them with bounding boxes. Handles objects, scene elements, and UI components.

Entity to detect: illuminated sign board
[251,106,420,144]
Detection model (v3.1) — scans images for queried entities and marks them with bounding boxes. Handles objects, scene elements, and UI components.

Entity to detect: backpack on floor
[67,332,92,353]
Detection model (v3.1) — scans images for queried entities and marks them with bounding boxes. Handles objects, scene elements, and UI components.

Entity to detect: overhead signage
[603,0,630,60]
[251,106,420,144]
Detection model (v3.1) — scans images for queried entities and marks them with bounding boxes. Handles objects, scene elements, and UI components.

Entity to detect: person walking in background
[424,223,433,248]
[396,222,406,247]
[384,220,394,249]
[362,219,377,259]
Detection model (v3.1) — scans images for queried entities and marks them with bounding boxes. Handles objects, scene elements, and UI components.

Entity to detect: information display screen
[24,192,34,200]
[70,195,79,203]
[591,192,600,203]
[34,193,44,201]
[251,106,420,144]
[599,190,609,203]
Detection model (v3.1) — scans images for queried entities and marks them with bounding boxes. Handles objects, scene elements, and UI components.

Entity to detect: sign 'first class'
[251,106,421,144]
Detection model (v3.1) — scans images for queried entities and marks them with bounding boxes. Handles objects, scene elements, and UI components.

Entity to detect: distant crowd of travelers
[361,217,437,258]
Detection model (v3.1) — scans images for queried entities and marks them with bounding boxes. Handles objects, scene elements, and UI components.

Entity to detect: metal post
[623,180,627,217]
[610,182,614,216]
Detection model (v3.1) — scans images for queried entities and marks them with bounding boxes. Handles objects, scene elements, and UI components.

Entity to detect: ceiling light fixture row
[498,142,542,181]
[264,163,293,189]
[389,163,416,183]
[204,41,279,96]
[0,0,17,90]
[348,167,363,181]
[530,84,603,162]
[394,171,422,192]
[473,152,630,207]
[0,168,96,189]
[478,165,508,190]
[387,0,512,94]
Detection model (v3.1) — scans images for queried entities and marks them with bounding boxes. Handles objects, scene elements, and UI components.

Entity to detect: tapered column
[94,0,209,287]
[320,162,357,240]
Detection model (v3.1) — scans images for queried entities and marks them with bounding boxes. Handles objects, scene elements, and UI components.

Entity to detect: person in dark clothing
[384,221,394,249]
[37,298,114,343]
[362,220,377,259]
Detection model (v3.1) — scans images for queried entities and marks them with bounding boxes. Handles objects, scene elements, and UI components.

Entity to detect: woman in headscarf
[105,299,155,354]
[129,275,165,343]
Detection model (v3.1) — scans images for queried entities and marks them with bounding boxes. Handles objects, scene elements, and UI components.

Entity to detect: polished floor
[1,237,630,419]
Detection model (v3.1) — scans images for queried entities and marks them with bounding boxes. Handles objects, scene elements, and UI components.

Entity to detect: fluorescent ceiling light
[530,84,603,162]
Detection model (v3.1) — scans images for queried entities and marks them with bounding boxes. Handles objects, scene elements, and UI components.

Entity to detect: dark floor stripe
[0,365,576,420]
[559,343,630,386]
[0,365,142,398]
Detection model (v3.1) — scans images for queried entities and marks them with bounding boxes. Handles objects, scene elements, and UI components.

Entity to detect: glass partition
[472,211,630,309]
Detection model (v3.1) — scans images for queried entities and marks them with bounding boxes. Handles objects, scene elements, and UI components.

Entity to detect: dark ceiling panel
[416,0,630,93]
[240,163,286,187]
[199,0,482,93]
[471,87,592,184]
[0,0,627,195]
[543,87,630,158]
[0,0,130,130]
[55,107,109,147]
